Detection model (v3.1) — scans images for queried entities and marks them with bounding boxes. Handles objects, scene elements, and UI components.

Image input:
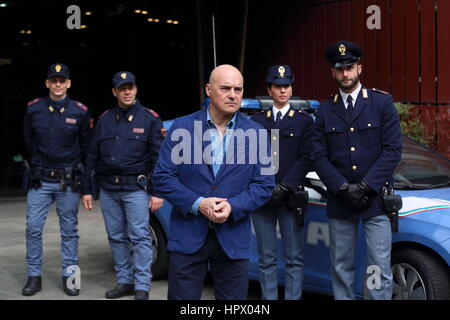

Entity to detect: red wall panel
[377,0,391,92]
[437,0,450,103]
[243,0,450,156]
[350,0,366,85]
[364,0,379,89]
[420,0,436,103]
[390,0,405,101]
[326,3,340,95]
[405,0,420,102]
[339,1,352,39]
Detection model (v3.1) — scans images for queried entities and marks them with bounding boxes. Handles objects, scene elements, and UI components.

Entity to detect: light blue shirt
[190,107,237,215]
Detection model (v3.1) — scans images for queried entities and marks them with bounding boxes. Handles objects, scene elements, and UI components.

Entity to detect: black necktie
[274,111,282,128]
[347,95,354,119]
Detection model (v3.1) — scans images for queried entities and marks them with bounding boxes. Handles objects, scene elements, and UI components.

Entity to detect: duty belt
[101,175,144,185]
[42,168,65,179]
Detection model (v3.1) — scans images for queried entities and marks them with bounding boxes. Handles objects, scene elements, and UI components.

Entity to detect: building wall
[244,0,450,157]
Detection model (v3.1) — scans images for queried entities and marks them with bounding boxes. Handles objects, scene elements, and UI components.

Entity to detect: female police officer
[250,65,314,300]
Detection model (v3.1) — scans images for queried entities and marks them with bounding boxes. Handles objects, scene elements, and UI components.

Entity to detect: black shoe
[135,290,149,300]
[22,276,42,296]
[62,276,80,296]
[105,283,135,299]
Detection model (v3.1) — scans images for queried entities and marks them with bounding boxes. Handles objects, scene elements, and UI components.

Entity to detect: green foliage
[394,103,431,146]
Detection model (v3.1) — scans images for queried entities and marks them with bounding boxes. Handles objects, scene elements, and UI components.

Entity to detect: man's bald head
[206,64,244,118]
[208,64,243,85]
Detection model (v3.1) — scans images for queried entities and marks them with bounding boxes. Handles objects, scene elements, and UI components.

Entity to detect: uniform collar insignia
[266,110,272,119]
[288,110,295,117]
[362,88,368,99]
[333,94,339,104]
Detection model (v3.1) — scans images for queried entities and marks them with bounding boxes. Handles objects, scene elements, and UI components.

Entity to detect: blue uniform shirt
[82,101,164,194]
[191,107,237,215]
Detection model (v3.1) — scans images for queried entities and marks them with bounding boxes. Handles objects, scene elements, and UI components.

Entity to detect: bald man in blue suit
[153,65,275,300]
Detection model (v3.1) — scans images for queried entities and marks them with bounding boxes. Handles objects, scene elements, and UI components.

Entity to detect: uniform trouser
[251,204,305,300]
[167,229,249,300]
[99,188,152,292]
[328,214,393,300]
[26,181,80,277]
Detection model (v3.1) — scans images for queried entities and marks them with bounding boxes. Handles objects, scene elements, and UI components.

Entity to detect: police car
[148,99,450,300]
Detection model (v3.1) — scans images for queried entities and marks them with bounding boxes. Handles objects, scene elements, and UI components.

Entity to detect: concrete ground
[0,198,217,300]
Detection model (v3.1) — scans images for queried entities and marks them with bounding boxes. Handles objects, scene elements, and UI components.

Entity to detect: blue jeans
[251,204,305,300]
[328,215,393,300]
[26,181,80,277]
[99,188,152,291]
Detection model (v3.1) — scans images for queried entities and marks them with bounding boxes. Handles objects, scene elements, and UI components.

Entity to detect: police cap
[112,71,136,88]
[47,63,70,79]
[325,41,363,68]
[266,65,295,85]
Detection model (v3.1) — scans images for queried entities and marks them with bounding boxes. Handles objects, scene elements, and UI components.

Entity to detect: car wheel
[149,217,169,280]
[392,248,450,300]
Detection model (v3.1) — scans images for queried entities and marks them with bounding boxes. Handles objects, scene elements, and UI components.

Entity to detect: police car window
[394,137,450,189]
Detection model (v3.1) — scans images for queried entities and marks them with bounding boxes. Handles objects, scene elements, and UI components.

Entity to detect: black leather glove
[271,183,291,205]
[338,181,374,212]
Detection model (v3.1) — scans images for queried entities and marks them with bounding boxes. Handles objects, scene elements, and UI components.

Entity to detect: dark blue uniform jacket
[251,108,314,190]
[23,96,92,182]
[312,87,402,220]
[82,101,163,194]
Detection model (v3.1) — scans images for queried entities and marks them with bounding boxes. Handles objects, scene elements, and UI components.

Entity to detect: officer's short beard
[337,74,360,92]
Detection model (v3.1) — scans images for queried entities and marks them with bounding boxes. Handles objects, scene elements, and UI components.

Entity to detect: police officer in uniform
[251,65,314,300]
[22,63,92,296]
[312,41,402,299]
[81,71,164,300]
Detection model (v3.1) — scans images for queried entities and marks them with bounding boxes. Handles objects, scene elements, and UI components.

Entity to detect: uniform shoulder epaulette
[99,109,112,118]
[27,98,41,107]
[74,101,88,112]
[371,88,389,95]
[331,93,339,104]
[145,108,159,118]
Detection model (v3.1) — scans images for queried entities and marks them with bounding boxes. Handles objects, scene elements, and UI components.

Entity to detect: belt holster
[381,184,402,233]
[287,186,309,227]
[30,166,43,190]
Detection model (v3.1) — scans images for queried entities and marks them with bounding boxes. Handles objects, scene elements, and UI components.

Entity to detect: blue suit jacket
[312,87,402,220]
[152,108,275,259]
